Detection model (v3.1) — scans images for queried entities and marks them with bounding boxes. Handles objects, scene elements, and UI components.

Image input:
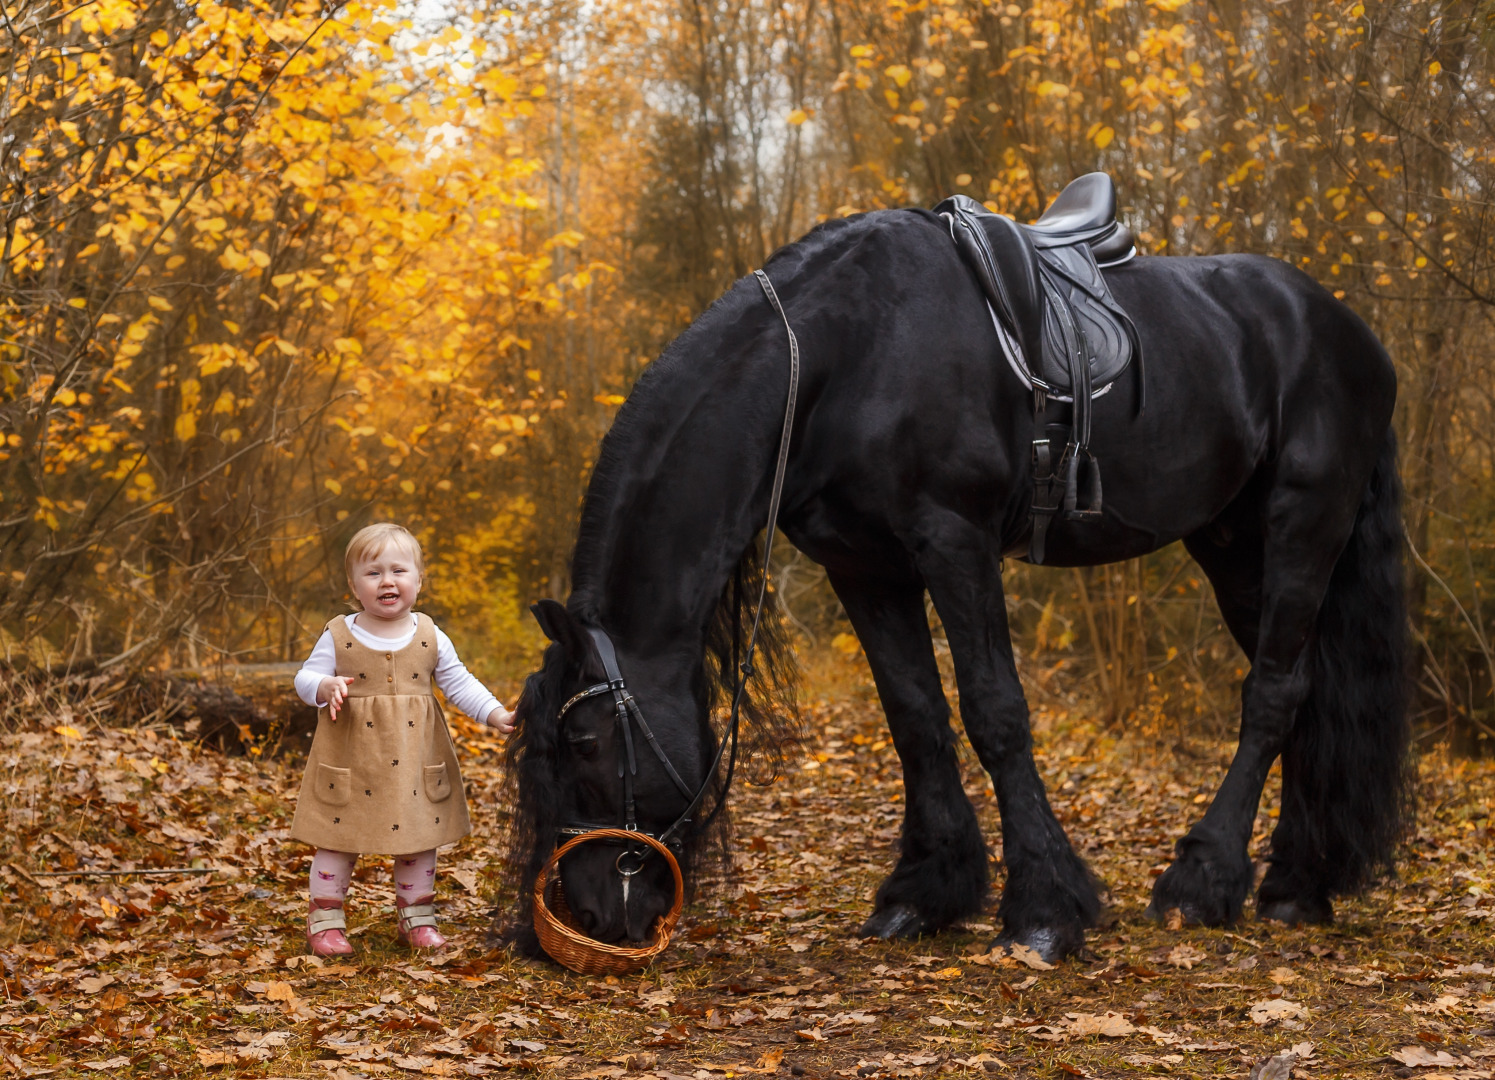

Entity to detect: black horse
[504,200,1411,962]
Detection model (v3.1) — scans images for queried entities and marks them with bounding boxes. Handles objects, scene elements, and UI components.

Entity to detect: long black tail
[1261,428,1413,907]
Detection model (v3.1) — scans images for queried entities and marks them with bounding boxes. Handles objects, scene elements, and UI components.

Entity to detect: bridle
[549,268,801,896]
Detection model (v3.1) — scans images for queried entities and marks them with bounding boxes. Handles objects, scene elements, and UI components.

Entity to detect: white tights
[308,848,437,904]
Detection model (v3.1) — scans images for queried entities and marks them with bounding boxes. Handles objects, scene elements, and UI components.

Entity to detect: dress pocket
[316,764,352,806]
[423,763,453,803]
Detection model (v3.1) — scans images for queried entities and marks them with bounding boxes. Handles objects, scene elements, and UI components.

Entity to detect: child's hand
[319,676,355,719]
[486,704,515,735]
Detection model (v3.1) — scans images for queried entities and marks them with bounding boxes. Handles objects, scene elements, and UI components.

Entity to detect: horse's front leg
[915,527,1100,962]
[827,569,988,939]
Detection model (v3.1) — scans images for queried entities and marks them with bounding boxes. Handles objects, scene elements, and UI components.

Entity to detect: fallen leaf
[1164,907,1184,930]
[753,1048,785,1071]
[78,974,116,994]
[1268,966,1298,983]
[1405,995,1463,1015]
[81,1058,131,1071]
[1005,943,1056,970]
[1249,1052,1295,1080]
[1069,1012,1136,1038]
[796,1028,825,1041]
[1167,944,1208,970]
[391,1054,435,1071]
[1249,999,1309,1026]
[263,980,296,1002]
[1392,1046,1461,1068]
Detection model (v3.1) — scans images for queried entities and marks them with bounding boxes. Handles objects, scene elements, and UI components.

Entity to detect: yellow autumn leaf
[67,297,87,308]
[54,725,83,740]
[1429,60,1442,76]
[884,64,912,87]
[324,478,342,495]
[787,108,809,126]
[399,479,415,494]
[1366,210,1385,225]
[174,411,198,441]
[148,295,172,310]
[831,632,861,656]
[1093,125,1116,149]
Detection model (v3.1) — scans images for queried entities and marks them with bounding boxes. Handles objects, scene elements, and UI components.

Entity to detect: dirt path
[2,677,1492,1079]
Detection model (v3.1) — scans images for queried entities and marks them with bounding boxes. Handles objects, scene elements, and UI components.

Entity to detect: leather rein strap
[554,267,800,858]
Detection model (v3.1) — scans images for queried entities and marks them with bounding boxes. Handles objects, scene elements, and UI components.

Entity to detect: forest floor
[2,664,1493,1080]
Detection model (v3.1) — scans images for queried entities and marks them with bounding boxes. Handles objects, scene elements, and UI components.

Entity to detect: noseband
[552,268,801,882]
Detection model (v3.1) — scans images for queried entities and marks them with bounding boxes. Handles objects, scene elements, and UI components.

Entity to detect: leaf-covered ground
[2,670,1493,1080]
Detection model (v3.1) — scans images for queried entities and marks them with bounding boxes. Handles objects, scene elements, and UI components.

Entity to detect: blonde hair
[344,522,424,584]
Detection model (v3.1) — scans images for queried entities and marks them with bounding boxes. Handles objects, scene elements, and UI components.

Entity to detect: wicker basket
[533,828,684,976]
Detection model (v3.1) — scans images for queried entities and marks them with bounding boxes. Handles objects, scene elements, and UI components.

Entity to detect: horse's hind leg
[827,570,989,938]
[1150,475,1365,926]
[915,528,1099,962]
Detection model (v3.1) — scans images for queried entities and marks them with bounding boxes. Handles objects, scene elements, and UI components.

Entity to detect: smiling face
[349,540,423,625]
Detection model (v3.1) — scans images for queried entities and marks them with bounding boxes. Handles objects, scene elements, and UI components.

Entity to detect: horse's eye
[567,734,600,760]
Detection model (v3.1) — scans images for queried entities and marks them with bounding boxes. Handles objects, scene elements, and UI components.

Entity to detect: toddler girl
[290,522,513,956]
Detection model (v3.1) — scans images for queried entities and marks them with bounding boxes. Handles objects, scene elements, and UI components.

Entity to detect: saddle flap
[1036,244,1137,391]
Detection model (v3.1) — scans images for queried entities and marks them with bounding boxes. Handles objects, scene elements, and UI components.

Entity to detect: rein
[551,268,801,878]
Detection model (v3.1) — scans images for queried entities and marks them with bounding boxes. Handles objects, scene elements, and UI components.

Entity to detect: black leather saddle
[933,173,1143,564]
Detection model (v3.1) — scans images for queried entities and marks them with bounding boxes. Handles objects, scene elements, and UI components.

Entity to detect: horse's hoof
[993,923,1084,965]
[1141,898,1218,926]
[858,903,931,939]
[1256,895,1332,926]
[1147,845,1251,928]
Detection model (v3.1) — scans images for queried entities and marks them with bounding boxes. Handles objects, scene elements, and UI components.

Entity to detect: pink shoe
[396,894,447,949]
[307,899,355,957]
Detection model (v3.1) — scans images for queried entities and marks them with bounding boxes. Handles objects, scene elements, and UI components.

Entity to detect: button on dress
[290,612,472,853]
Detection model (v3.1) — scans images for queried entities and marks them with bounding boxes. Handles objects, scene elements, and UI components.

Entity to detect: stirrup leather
[307,905,347,935]
[396,902,439,933]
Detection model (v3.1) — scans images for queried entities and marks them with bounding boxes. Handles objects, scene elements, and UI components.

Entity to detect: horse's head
[508,599,707,946]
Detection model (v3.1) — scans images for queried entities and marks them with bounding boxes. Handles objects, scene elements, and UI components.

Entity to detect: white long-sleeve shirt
[294,614,503,723]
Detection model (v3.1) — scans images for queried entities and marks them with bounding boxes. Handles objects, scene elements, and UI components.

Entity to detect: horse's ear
[530,600,587,659]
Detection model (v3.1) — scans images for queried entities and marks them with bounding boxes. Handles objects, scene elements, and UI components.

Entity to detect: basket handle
[534,828,685,939]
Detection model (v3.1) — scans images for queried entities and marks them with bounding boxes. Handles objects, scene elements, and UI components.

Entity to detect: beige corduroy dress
[290,613,472,854]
